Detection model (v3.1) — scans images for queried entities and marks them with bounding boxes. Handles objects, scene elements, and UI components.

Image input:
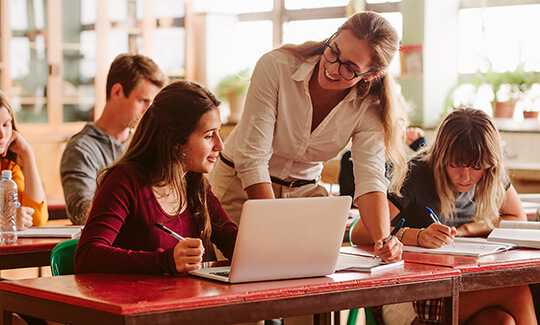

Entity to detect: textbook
[487,220,540,249]
[337,247,404,272]
[17,226,83,238]
[401,237,514,257]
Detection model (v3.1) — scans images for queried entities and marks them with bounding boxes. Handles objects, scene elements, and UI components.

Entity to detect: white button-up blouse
[221,49,389,201]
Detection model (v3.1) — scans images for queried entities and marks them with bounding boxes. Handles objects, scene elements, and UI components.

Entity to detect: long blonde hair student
[278,11,407,193]
[425,107,506,225]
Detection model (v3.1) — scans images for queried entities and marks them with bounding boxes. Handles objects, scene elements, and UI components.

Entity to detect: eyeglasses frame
[323,32,376,81]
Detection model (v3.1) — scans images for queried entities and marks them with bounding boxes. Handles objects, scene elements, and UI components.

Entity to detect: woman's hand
[16,206,34,230]
[2,130,32,158]
[418,223,457,248]
[374,236,403,263]
[173,238,205,273]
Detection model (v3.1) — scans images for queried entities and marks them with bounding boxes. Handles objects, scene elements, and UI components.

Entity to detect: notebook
[402,237,515,257]
[337,246,404,272]
[190,196,352,283]
[17,226,83,238]
[487,220,540,249]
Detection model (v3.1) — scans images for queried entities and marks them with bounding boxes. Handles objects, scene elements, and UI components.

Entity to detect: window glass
[459,4,540,73]
[282,18,346,45]
[284,0,348,10]
[366,0,401,3]
[193,0,272,14]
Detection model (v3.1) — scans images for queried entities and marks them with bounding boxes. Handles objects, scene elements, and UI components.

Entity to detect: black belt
[219,153,317,188]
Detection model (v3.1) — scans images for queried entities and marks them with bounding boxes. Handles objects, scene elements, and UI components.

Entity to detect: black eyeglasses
[322,33,375,81]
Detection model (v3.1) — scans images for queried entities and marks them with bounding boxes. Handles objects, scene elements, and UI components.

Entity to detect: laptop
[190,196,352,283]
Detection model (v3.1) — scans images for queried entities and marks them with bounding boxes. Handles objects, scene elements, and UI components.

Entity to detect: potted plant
[485,67,533,118]
[445,63,536,118]
[215,69,251,124]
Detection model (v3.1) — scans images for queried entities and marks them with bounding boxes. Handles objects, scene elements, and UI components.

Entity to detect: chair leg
[346,308,358,325]
[365,307,376,325]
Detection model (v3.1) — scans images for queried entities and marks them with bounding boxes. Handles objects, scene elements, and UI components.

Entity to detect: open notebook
[337,246,404,272]
[487,220,540,249]
[402,237,515,257]
[190,196,351,283]
[17,226,83,238]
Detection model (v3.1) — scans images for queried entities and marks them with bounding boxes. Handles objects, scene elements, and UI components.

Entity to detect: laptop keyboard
[210,271,230,277]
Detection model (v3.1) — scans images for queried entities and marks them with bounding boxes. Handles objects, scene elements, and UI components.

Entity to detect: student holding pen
[351,108,536,324]
[74,80,238,275]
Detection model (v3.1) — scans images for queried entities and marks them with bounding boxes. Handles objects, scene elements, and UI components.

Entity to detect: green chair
[346,218,376,325]
[50,238,79,276]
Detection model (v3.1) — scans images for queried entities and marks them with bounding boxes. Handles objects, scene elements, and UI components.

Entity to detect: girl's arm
[7,131,45,204]
[456,184,526,237]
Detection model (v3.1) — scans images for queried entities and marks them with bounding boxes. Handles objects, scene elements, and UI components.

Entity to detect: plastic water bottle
[0,170,19,244]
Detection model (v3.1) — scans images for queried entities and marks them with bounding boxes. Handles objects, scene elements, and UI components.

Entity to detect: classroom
[1,0,540,324]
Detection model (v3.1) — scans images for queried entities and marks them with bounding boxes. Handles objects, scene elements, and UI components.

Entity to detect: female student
[74,80,238,275]
[210,11,406,262]
[351,107,537,324]
[0,90,48,230]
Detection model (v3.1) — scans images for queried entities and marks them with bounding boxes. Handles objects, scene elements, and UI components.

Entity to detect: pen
[425,206,455,244]
[384,218,405,245]
[373,218,405,259]
[155,223,185,241]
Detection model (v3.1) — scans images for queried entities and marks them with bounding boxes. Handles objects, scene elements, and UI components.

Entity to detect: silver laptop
[190,196,351,283]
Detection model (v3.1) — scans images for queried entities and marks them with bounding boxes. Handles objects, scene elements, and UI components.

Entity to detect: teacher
[210,11,407,262]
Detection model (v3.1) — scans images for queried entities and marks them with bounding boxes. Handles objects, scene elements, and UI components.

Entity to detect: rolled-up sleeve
[233,52,280,189]
[350,102,388,201]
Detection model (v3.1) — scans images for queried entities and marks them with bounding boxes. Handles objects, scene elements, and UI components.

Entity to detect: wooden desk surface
[402,248,540,294]
[0,263,460,325]
[0,237,65,269]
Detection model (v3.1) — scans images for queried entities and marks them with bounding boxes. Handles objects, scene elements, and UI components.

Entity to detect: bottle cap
[1,170,12,178]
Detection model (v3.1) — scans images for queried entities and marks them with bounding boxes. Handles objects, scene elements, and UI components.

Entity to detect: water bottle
[0,170,19,244]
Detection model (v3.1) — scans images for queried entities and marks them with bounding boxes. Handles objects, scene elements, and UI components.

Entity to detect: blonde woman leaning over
[210,11,407,263]
[351,107,536,324]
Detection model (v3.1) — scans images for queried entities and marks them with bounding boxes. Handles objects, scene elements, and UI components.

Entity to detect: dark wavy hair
[98,80,221,258]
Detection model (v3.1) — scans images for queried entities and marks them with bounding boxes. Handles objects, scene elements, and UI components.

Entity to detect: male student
[60,54,167,224]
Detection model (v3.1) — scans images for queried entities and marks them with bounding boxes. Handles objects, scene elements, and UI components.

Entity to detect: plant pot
[227,93,246,124]
[523,111,539,119]
[493,101,516,119]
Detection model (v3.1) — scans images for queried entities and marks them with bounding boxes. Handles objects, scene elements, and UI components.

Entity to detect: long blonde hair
[424,108,506,226]
[278,11,407,193]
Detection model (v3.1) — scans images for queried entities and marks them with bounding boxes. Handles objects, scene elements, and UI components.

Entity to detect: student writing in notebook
[0,90,48,229]
[351,107,536,324]
[74,81,238,275]
[210,12,407,262]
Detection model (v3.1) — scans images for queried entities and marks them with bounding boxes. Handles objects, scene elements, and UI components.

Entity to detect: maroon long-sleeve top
[74,166,237,275]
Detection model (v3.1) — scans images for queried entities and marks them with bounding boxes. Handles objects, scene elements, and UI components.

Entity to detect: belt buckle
[289,180,297,188]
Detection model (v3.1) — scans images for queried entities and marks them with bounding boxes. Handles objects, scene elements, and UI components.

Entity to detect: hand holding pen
[155,223,206,273]
[373,218,405,261]
[423,207,457,247]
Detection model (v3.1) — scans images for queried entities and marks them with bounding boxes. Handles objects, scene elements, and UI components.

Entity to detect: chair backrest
[50,238,79,276]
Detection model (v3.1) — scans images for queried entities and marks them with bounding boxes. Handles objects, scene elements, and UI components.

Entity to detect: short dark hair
[105,54,168,99]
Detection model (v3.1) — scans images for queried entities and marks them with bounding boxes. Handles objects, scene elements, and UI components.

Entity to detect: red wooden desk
[402,248,540,322]
[0,238,65,270]
[0,263,460,325]
[402,249,540,292]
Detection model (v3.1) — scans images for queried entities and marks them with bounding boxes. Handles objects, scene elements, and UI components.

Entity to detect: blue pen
[372,218,405,259]
[155,223,185,241]
[384,218,405,245]
[425,206,455,244]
